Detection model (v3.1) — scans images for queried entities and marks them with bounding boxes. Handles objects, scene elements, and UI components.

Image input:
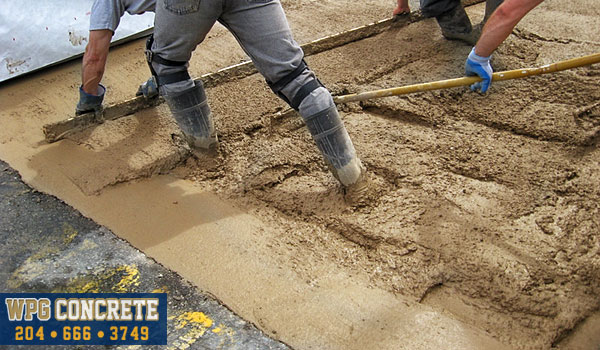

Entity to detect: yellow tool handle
[333,52,600,104]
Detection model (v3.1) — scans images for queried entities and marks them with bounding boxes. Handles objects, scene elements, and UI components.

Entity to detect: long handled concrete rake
[333,52,600,104]
[43,52,599,143]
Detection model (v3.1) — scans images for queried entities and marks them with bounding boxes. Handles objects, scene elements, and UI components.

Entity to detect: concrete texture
[1,1,599,349]
[0,160,289,350]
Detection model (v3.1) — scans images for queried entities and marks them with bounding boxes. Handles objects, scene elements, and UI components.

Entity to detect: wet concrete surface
[0,160,289,350]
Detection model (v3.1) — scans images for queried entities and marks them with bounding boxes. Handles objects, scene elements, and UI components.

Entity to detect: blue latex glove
[465,47,493,93]
[136,77,159,99]
[76,84,105,115]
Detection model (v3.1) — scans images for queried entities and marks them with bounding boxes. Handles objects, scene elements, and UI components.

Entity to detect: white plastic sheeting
[0,1,154,83]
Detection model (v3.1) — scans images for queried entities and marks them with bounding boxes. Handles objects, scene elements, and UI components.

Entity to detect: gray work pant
[420,0,503,20]
[152,0,309,95]
[150,0,361,184]
[420,0,460,18]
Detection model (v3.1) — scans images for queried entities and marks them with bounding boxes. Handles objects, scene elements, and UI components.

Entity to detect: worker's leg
[420,0,459,18]
[422,0,479,44]
[149,0,222,150]
[220,0,365,187]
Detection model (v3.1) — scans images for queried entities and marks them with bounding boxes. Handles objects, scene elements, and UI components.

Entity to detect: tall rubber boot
[304,105,362,185]
[436,5,479,45]
[303,105,372,205]
[163,80,218,151]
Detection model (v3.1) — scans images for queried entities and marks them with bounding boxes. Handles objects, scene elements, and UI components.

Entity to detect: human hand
[465,47,493,93]
[136,77,159,99]
[76,84,105,115]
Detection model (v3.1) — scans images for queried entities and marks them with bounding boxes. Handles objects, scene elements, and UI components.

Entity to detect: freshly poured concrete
[1,1,599,349]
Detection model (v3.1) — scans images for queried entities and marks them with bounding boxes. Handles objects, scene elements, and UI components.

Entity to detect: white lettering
[55,299,67,321]
[132,299,145,321]
[120,299,133,321]
[67,299,80,321]
[106,299,119,321]
[146,299,159,321]
[95,299,106,321]
[80,299,93,321]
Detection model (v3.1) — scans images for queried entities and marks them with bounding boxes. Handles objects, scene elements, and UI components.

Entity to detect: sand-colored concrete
[1,1,599,349]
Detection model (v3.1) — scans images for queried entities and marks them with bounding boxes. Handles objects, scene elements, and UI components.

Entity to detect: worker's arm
[393,0,410,16]
[474,0,544,57]
[465,0,544,93]
[76,29,112,115]
[82,29,112,94]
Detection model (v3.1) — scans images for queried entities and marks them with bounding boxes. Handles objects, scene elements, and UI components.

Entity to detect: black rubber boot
[436,5,478,45]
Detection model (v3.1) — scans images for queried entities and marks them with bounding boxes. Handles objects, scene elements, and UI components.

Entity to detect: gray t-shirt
[90,0,156,32]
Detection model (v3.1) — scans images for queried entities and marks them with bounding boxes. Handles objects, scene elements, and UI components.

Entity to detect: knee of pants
[159,80,196,96]
[276,69,333,117]
[151,62,195,95]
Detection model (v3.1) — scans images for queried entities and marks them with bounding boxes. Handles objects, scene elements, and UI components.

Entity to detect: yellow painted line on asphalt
[151,286,170,293]
[62,222,79,244]
[175,312,213,329]
[50,264,140,293]
[114,264,140,293]
[167,311,236,350]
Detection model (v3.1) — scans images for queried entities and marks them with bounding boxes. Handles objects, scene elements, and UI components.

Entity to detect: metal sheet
[0,1,154,83]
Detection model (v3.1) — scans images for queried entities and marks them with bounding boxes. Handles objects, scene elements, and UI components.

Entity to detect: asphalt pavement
[0,160,289,350]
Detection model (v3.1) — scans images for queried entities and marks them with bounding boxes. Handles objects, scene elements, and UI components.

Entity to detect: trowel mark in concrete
[176,13,600,349]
